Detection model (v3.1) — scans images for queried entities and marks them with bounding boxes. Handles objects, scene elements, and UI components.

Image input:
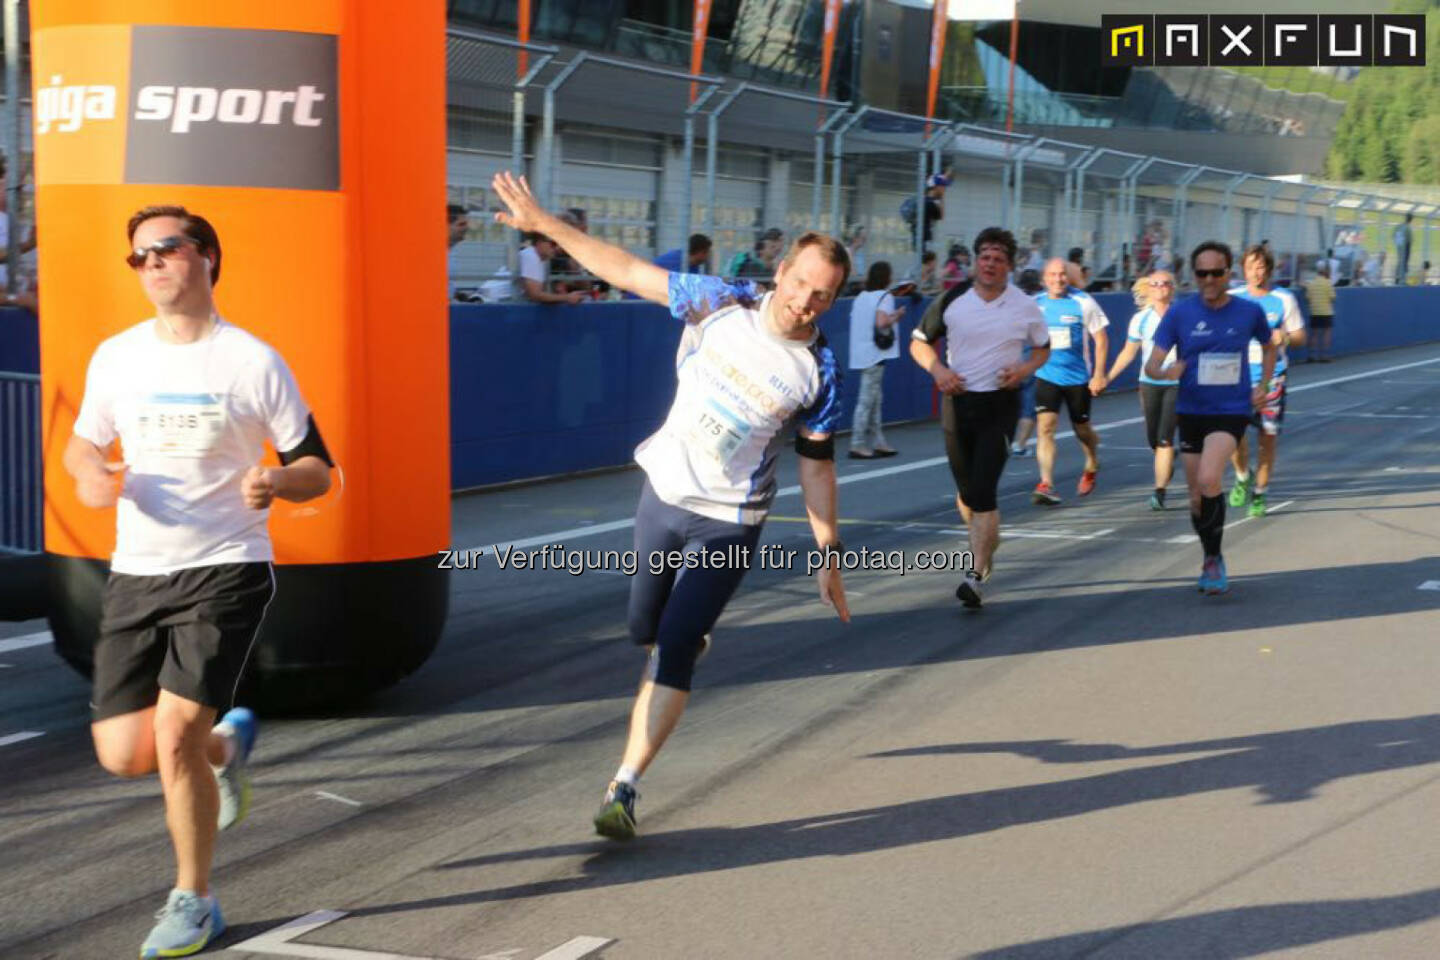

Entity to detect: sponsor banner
[33,25,339,190]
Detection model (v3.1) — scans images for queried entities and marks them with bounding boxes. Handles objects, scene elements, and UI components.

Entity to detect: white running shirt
[635,274,842,526]
[73,318,314,575]
[912,283,1049,391]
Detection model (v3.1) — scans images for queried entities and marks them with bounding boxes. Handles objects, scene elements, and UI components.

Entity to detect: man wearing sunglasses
[1146,241,1275,595]
[1226,243,1306,518]
[63,205,334,958]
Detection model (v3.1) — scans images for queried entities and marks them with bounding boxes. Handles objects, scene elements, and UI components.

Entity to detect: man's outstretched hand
[491,171,547,235]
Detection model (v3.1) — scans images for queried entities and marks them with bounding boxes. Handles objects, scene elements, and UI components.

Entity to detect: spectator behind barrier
[731,227,783,282]
[654,233,711,275]
[517,233,586,305]
[446,203,470,302]
[0,155,38,312]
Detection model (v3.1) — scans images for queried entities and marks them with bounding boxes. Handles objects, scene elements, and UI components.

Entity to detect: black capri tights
[941,390,1019,513]
[627,481,762,691]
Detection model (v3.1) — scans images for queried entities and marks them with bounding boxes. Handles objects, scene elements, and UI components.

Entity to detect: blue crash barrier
[3,294,1436,492]
[449,285,1438,488]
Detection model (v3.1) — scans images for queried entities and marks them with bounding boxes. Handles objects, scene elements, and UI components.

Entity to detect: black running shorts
[92,562,274,721]
[1034,379,1093,424]
[1177,414,1249,454]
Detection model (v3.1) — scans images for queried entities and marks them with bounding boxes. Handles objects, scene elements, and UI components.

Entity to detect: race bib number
[678,394,751,466]
[1049,326,1073,350]
[135,394,226,458]
[1248,340,1264,365]
[1197,353,1242,386]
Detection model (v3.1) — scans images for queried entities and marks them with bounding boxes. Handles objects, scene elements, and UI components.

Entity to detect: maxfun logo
[33,25,338,190]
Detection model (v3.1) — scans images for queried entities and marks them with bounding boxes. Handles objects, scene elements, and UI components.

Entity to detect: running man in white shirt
[64,206,334,958]
[1226,243,1306,517]
[910,227,1051,608]
[491,172,850,841]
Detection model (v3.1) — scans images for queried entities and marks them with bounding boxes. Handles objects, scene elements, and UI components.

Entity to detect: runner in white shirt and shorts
[911,227,1051,608]
[64,206,335,958]
[491,171,852,842]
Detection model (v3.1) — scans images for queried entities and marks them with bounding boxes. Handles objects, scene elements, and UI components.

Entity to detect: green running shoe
[593,780,639,840]
[1248,492,1267,518]
[1228,475,1252,508]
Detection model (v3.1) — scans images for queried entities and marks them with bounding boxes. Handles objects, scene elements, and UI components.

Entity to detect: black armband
[795,432,835,461]
[278,415,335,467]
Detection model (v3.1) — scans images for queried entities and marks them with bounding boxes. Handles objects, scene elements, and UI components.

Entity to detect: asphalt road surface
[4,345,1440,960]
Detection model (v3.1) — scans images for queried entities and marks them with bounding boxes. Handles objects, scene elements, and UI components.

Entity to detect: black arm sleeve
[795,432,835,461]
[278,415,335,467]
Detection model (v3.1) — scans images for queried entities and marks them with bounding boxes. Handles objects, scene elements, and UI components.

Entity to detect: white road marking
[0,632,50,655]
[231,911,614,960]
[1167,500,1294,543]
[1419,581,1440,591]
[535,938,615,960]
[464,354,1440,556]
[0,731,45,747]
[315,791,363,807]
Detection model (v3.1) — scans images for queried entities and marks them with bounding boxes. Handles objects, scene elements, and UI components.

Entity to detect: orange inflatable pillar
[32,2,450,710]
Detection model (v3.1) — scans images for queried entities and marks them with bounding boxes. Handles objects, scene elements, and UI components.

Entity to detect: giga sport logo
[32,25,338,190]
[37,76,328,135]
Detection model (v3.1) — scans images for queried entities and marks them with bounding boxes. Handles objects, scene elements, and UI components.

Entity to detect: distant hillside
[1325,1,1440,184]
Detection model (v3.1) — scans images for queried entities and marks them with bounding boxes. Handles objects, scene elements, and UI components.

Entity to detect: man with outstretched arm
[491,172,850,840]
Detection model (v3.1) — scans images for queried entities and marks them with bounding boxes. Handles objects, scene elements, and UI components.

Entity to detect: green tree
[1402,115,1440,184]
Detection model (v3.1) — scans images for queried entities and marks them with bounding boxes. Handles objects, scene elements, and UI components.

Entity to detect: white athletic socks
[614,766,640,787]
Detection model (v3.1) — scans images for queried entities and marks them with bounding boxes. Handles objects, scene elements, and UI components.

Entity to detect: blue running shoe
[1205,556,1229,595]
[1198,557,1217,593]
[140,889,224,958]
[593,780,639,840]
[213,707,257,831]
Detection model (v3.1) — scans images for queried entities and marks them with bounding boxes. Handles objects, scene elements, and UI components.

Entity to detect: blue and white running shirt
[635,273,842,526]
[1152,294,1271,417]
[1229,285,1304,382]
[1034,287,1108,386]
[1127,306,1178,387]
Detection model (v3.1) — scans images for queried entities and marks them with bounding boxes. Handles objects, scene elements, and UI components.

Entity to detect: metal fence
[1,370,41,554]
[443,28,1440,298]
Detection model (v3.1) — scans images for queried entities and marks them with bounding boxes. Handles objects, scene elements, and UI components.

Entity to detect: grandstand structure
[442,1,1432,293]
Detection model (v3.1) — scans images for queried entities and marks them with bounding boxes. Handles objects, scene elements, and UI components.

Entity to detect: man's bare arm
[492,172,669,305]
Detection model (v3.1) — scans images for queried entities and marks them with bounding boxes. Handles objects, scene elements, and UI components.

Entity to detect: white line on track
[0,632,50,655]
[0,731,45,747]
[1419,581,1440,591]
[465,354,1440,556]
[315,791,363,807]
[1166,500,1294,543]
[230,910,613,960]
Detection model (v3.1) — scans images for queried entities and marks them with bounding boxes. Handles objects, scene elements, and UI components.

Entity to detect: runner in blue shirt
[1147,241,1276,595]
[1106,269,1179,510]
[1031,258,1108,504]
[1226,243,1306,517]
[492,172,850,840]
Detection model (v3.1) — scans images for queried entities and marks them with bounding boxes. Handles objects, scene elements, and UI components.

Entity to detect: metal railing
[1,370,41,554]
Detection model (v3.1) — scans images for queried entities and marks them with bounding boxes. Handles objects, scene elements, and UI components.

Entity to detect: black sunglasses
[126,234,198,270]
[1193,268,1228,279]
